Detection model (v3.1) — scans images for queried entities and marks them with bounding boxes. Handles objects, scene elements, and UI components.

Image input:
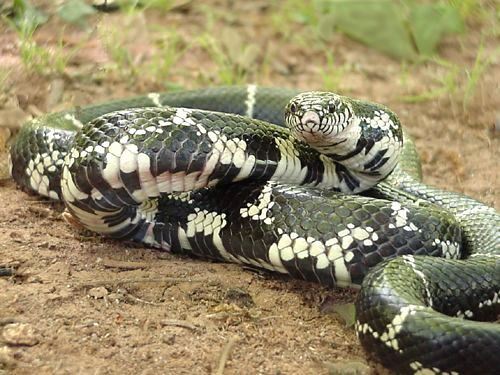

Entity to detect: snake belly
[9,86,500,374]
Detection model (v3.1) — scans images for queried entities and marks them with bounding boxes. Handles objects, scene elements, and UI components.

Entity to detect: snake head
[285,92,355,148]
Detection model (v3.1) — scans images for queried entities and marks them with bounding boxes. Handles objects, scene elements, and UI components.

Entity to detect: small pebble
[0,345,16,366]
[88,286,108,299]
[326,360,371,375]
[162,334,176,345]
[2,323,39,346]
[107,293,124,302]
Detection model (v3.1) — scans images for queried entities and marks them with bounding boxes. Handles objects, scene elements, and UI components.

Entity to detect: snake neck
[313,117,403,191]
[286,95,404,192]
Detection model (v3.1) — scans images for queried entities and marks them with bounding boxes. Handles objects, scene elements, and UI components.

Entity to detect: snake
[8,86,499,374]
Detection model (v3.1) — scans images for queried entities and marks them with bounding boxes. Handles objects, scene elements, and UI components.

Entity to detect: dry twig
[99,258,150,270]
[75,277,204,288]
[160,319,198,331]
[214,336,239,375]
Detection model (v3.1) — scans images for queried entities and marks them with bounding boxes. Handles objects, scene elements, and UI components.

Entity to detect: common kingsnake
[9,86,499,374]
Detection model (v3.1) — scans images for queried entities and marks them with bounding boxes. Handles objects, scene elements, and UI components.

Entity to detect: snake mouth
[294,111,323,143]
[300,111,321,128]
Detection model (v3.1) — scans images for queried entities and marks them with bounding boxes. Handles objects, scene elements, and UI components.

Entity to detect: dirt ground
[0,2,498,375]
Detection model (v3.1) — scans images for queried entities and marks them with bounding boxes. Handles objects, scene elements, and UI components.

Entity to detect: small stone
[61,210,86,230]
[326,360,370,375]
[107,293,124,302]
[0,346,16,366]
[2,323,39,346]
[88,286,108,299]
[162,334,176,345]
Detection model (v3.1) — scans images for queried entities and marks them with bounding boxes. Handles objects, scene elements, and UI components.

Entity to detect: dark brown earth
[0,2,498,374]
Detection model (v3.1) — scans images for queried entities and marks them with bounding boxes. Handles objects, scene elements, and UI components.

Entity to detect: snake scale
[9,86,499,374]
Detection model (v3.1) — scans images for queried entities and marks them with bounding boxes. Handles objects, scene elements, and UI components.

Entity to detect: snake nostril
[301,111,320,126]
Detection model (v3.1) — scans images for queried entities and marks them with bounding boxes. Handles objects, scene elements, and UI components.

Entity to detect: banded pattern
[285,91,403,192]
[9,86,500,375]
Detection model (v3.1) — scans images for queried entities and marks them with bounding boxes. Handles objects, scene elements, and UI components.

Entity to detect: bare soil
[0,2,498,374]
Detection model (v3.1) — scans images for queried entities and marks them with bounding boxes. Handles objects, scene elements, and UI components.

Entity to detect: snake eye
[290,102,298,114]
[328,101,336,114]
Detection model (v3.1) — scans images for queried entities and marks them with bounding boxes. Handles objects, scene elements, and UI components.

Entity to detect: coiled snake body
[9,86,499,374]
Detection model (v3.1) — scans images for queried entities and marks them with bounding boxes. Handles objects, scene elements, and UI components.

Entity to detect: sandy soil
[0,2,498,374]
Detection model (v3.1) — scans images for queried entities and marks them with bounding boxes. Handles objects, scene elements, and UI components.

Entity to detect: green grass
[97,5,265,87]
[98,21,139,82]
[319,51,347,92]
[270,0,320,43]
[0,68,11,93]
[462,40,496,109]
[448,0,484,20]
[401,58,461,103]
[4,0,495,108]
[15,22,73,76]
[118,0,180,13]
[197,34,247,85]
[3,2,83,77]
[196,10,262,86]
[195,6,262,85]
[269,0,474,61]
[146,29,188,87]
[96,9,191,86]
[400,39,495,110]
